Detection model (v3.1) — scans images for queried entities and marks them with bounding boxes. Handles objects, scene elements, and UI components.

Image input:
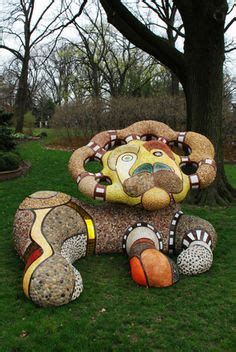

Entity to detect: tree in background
[0,0,87,132]
[138,0,184,95]
[100,0,236,205]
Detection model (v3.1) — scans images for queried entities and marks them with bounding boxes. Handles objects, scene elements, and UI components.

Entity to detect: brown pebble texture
[72,198,180,254]
[29,253,75,307]
[175,215,217,253]
[42,205,86,252]
[13,209,34,259]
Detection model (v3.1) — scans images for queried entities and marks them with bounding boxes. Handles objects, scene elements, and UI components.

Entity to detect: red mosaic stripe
[24,248,43,271]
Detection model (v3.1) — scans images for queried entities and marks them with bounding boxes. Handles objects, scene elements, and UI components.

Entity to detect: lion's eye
[121,154,134,162]
[153,151,163,157]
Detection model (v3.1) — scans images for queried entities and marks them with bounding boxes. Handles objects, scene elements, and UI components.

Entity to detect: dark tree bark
[170,72,179,96]
[100,0,235,205]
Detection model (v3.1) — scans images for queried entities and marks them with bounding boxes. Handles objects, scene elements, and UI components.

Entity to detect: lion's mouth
[123,163,183,197]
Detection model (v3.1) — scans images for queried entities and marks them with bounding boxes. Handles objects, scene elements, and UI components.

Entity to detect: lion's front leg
[123,223,179,287]
[175,215,217,275]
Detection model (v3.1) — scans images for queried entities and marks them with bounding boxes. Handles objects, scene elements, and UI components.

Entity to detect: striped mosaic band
[199,158,216,169]
[94,172,103,178]
[69,202,96,256]
[122,222,163,252]
[140,135,157,141]
[168,211,183,254]
[177,132,186,148]
[180,156,190,163]
[93,184,106,201]
[76,171,94,185]
[168,140,191,154]
[189,174,200,189]
[125,134,141,143]
[87,240,96,256]
[182,229,212,250]
[87,141,106,160]
[103,130,118,149]
[157,136,168,144]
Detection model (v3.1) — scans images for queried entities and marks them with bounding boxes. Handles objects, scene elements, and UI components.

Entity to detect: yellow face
[101,140,190,210]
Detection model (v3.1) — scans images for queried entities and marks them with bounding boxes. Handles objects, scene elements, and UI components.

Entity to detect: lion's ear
[172,131,216,189]
[69,131,118,201]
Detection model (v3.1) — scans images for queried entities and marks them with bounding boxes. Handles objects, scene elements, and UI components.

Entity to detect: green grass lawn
[0,141,235,352]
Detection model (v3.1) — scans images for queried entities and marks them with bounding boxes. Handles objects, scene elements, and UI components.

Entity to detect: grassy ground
[0,141,235,352]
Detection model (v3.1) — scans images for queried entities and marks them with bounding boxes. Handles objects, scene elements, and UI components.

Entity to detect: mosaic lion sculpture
[13,121,217,307]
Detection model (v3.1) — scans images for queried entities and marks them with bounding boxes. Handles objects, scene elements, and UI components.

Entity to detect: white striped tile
[183,239,190,247]
[187,232,195,241]
[196,229,202,240]
[96,187,105,193]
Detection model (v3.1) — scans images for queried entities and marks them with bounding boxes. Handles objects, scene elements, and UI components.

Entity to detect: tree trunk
[15,54,29,133]
[99,0,235,205]
[182,0,235,205]
[170,72,179,96]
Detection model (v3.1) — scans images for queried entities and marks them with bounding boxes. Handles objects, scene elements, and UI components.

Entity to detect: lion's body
[13,121,218,307]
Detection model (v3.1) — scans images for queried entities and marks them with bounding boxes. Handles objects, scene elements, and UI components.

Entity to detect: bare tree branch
[225,46,236,53]
[224,17,236,32]
[0,45,23,60]
[100,0,186,83]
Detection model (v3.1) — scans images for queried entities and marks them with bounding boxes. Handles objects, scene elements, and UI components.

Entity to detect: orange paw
[130,249,179,287]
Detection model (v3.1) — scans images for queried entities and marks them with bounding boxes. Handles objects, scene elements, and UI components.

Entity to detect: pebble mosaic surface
[13,209,34,259]
[42,205,86,252]
[61,233,87,263]
[29,253,75,307]
[14,191,87,307]
[177,243,213,275]
[13,121,219,306]
[73,198,180,254]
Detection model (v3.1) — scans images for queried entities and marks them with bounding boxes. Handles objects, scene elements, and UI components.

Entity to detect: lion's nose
[133,163,172,176]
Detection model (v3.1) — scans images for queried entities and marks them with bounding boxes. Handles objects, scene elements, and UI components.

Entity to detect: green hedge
[0,151,22,171]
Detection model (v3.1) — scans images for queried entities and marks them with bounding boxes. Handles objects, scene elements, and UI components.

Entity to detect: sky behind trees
[0,0,235,77]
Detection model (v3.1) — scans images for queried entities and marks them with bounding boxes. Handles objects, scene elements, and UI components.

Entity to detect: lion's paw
[177,242,213,275]
[130,249,179,287]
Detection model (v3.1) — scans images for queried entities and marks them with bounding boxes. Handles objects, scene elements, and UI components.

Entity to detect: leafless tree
[0,0,88,132]
[70,3,163,99]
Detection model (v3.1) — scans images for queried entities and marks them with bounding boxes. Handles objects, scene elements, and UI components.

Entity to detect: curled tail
[13,191,95,307]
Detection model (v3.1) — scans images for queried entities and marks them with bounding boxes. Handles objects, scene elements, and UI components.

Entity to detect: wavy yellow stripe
[68,202,96,255]
[23,208,53,298]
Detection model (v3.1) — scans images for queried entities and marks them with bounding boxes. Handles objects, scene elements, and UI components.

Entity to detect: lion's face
[101,140,190,210]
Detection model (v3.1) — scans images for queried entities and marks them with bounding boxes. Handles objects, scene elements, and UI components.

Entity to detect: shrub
[33,131,48,138]
[0,157,7,171]
[12,132,27,140]
[0,107,15,151]
[51,95,186,144]
[0,152,22,171]
[39,131,48,138]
